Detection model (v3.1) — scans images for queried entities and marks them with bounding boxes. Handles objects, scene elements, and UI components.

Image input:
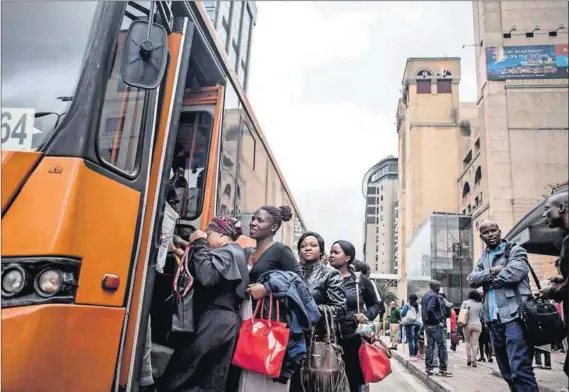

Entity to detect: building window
[380,215,384,222]
[381,185,384,191]
[474,166,482,185]
[417,80,431,94]
[468,204,472,214]
[462,182,471,198]
[380,195,384,201]
[366,206,376,215]
[367,196,376,205]
[380,205,383,212]
[475,196,479,206]
[229,0,243,43]
[416,69,433,78]
[367,187,377,195]
[240,6,252,63]
[479,192,483,204]
[437,79,452,94]
[366,216,377,224]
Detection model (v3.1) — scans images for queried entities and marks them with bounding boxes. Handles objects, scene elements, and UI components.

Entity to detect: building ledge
[458,151,481,182]
[410,122,459,128]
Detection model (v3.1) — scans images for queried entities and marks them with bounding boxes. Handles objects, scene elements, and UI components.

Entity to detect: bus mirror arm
[120,14,168,91]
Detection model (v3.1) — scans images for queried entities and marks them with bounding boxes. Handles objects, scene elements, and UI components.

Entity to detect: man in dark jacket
[422,280,451,376]
[540,191,569,386]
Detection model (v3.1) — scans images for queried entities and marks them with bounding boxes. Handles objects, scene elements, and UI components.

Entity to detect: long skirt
[339,335,364,392]
[235,297,290,392]
[158,308,240,392]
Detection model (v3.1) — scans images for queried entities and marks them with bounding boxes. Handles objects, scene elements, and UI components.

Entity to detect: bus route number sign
[1,108,36,151]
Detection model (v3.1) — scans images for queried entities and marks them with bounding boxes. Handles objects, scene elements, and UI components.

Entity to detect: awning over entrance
[505,186,567,256]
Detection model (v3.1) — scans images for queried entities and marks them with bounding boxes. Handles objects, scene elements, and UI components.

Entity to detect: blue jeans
[425,325,448,371]
[405,324,420,356]
[489,319,538,392]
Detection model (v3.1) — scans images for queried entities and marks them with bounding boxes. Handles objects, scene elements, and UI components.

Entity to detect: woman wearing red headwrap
[159,216,249,392]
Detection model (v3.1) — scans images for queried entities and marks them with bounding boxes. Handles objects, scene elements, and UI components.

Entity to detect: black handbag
[509,244,567,347]
[171,245,195,334]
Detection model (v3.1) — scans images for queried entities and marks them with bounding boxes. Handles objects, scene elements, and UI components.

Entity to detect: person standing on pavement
[461,290,483,367]
[422,280,452,377]
[539,191,569,387]
[388,301,402,349]
[330,240,381,392]
[467,220,538,392]
[401,294,422,361]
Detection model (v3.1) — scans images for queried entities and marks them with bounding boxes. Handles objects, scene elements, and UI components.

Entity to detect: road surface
[370,359,431,392]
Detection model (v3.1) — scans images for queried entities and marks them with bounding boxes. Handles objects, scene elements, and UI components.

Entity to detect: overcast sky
[247,1,478,258]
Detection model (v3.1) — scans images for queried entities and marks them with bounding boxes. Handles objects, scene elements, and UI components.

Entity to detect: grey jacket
[467,240,532,324]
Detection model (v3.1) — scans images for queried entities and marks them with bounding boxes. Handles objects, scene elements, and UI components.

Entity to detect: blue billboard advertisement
[486,44,568,80]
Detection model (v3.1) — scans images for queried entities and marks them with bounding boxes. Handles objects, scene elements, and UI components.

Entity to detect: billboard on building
[486,44,568,80]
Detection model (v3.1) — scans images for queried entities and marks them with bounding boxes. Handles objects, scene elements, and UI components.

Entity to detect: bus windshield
[1,2,99,151]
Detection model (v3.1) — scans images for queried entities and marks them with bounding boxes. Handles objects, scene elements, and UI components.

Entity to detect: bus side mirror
[121,20,168,90]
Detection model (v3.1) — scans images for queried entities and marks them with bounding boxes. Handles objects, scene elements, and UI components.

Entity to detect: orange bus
[1,2,306,391]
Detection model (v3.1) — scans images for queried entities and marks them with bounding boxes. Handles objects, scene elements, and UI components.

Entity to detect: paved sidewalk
[381,337,567,392]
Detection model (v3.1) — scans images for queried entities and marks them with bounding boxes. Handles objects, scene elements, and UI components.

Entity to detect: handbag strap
[355,271,361,315]
[251,294,280,325]
[172,245,194,299]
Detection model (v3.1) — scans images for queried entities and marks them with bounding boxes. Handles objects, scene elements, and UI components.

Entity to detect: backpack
[439,296,451,318]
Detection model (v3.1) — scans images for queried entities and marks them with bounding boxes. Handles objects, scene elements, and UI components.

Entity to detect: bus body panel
[2,157,140,307]
[1,151,43,211]
[2,304,124,392]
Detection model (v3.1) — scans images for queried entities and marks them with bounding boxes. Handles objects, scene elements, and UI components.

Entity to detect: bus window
[266,162,285,241]
[171,111,213,220]
[236,120,268,235]
[217,85,240,216]
[97,12,147,175]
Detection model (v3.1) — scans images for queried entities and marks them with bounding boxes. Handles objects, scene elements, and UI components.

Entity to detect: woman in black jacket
[290,231,347,391]
[330,240,382,392]
[298,231,346,318]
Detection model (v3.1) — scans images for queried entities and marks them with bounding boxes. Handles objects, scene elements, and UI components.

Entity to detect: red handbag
[355,275,392,383]
[231,294,290,377]
[359,338,392,383]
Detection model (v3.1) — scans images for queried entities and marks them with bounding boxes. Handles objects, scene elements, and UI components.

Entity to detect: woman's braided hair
[259,205,292,231]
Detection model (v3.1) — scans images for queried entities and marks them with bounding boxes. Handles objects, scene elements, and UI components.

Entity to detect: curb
[389,348,455,392]
[388,345,559,392]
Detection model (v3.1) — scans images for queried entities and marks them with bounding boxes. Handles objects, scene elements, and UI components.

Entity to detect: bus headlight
[2,266,26,297]
[35,269,63,297]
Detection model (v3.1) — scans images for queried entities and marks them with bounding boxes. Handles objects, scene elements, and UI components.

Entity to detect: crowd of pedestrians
[152,204,390,392]
[384,191,568,392]
[150,190,568,392]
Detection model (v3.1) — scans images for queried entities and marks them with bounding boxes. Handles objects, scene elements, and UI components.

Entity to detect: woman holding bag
[330,240,382,392]
[234,205,302,392]
[401,294,422,361]
[460,290,483,367]
[158,216,249,392]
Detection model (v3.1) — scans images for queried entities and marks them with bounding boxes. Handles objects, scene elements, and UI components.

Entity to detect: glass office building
[406,212,473,306]
[203,1,257,91]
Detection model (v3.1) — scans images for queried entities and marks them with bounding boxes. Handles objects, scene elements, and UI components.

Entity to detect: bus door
[113,19,225,392]
[115,83,226,390]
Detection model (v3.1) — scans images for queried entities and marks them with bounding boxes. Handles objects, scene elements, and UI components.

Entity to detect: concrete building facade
[396,1,568,300]
[469,0,568,279]
[362,156,398,275]
[396,57,466,300]
[204,1,257,91]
